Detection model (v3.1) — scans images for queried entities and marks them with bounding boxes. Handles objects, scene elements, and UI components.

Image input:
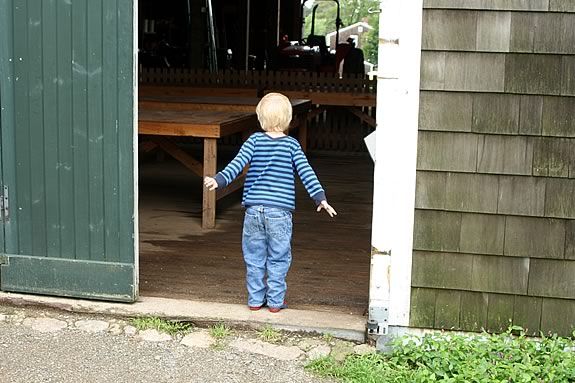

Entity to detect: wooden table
[139,109,259,229]
[139,96,312,151]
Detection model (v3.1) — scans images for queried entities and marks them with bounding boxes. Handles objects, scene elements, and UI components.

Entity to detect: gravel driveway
[0,305,345,383]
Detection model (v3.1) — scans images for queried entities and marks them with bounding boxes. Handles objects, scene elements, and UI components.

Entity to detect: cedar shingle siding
[412,1,575,335]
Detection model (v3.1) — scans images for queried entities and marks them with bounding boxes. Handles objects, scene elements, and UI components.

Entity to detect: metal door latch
[367,306,389,336]
[1,185,9,221]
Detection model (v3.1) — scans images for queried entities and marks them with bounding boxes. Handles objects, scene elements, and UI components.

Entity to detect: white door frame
[368,0,423,335]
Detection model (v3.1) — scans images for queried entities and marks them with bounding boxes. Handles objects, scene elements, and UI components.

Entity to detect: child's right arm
[203,134,256,190]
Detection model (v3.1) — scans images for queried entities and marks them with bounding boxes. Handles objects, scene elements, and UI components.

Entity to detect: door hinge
[1,185,9,222]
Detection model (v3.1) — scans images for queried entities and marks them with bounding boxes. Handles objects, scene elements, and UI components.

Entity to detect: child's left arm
[293,144,337,217]
[316,200,337,217]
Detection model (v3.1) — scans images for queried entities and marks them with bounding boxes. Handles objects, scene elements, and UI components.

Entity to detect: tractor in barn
[274,0,344,72]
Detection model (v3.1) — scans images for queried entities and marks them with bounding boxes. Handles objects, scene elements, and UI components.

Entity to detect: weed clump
[131,316,192,336]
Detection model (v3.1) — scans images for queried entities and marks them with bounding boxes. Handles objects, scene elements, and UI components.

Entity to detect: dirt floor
[138,149,373,316]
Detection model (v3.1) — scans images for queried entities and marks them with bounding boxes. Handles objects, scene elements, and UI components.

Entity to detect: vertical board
[0,0,16,254]
[118,0,136,264]
[0,0,136,301]
[42,0,60,258]
[102,0,120,262]
[12,0,32,256]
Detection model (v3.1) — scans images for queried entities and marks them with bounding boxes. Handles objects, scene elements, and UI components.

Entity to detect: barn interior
[137,0,376,316]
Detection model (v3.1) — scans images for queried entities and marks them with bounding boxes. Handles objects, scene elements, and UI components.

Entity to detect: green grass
[210,323,232,340]
[131,316,192,335]
[306,327,575,383]
[209,323,232,350]
[322,332,335,343]
[259,325,282,343]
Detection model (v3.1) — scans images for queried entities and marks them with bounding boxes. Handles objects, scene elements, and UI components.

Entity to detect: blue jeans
[242,206,292,309]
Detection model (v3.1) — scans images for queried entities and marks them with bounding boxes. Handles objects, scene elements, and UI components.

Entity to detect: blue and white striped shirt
[214,132,326,211]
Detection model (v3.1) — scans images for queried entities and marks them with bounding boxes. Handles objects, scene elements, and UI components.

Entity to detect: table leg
[203,138,217,229]
[298,116,308,153]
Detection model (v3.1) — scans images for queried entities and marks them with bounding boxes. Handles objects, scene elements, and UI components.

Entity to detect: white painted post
[368,0,423,333]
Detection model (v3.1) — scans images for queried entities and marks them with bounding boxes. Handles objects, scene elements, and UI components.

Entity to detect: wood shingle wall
[411,0,575,336]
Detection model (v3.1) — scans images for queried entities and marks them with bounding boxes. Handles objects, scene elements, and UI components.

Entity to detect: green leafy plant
[210,323,232,340]
[306,327,575,383]
[131,316,192,336]
[259,325,282,343]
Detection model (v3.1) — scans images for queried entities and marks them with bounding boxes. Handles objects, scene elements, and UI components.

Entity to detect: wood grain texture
[138,109,257,138]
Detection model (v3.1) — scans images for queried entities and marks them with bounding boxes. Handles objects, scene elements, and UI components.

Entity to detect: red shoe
[249,305,262,311]
[268,301,288,313]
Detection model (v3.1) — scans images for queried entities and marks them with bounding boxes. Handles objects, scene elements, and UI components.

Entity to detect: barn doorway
[137,0,376,316]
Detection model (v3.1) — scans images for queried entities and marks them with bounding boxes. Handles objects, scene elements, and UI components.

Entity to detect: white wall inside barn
[369,0,423,328]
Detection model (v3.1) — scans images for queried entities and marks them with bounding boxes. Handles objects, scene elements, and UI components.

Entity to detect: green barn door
[0,0,137,302]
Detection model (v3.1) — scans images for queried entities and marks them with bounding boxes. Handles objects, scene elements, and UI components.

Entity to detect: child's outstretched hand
[317,200,337,217]
[204,176,218,191]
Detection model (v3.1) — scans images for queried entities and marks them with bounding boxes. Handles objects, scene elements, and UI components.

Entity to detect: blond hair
[255,93,293,132]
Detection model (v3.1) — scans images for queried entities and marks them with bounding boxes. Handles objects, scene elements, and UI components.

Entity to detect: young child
[203,92,337,313]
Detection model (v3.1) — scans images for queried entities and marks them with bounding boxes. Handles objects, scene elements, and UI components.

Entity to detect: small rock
[354,343,376,355]
[298,338,323,351]
[230,339,303,361]
[10,315,25,324]
[180,330,214,349]
[124,325,138,336]
[330,340,355,362]
[108,323,123,336]
[307,345,331,360]
[137,329,172,342]
[0,314,7,322]
[22,318,67,333]
[75,319,109,333]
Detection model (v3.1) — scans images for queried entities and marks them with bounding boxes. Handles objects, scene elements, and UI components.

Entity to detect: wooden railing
[138,67,377,153]
[139,68,377,94]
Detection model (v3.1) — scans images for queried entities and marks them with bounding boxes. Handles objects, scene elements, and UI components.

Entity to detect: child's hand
[204,176,218,191]
[317,201,337,217]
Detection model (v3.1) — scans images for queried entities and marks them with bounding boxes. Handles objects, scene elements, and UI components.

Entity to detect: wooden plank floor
[138,151,373,315]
